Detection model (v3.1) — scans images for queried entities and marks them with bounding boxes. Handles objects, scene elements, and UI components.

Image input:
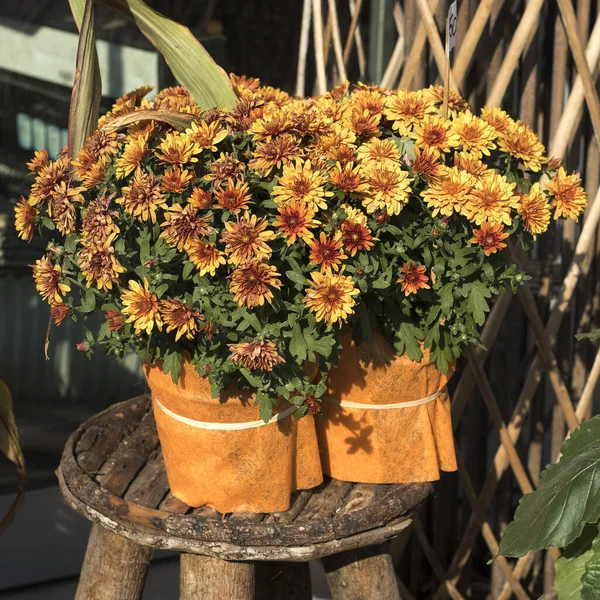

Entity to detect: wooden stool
[58,396,432,600]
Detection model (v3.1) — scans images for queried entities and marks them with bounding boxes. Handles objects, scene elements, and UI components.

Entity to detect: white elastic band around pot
[153,397,297,431]
[323,389,443,410]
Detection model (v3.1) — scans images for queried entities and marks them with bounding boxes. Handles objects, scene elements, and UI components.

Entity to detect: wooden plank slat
[76,396,150,475]
[96,411,159,497]
[125,447,169,509]
[296,479,353,521]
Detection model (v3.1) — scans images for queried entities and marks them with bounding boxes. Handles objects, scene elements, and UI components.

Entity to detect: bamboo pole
[453,0,499,88]
[414,0,460,92]
[380,2,405,87]
[486,0,546,107]
[549,13,600,158]
[556,0,600,147]
[296,0,313,97]
[312,0,328,94]
[399,0,443,90]
[327,0,348,82]
[575,347,600,420]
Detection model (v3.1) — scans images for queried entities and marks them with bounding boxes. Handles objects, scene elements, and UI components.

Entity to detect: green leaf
[499,416,600,557]
[582,532,600,599]
[163,352,183,384]
[241,309,261,333]
[469,281,491,326]
[555,525,598,600]
[397,322,423,362]
[258,393,273,423]
[577,329,600,342]
[80,287,97,313]
[286,270,308,286]
[67,0,102,159]
[0,380,25,534]
[70,0,237,109]
[290,324,307,362]
[582,534,600,599]
[439,283,454,314]
[372,277,391,289]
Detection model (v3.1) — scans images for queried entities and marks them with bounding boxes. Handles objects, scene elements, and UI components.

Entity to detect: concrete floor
[2,558,332,599]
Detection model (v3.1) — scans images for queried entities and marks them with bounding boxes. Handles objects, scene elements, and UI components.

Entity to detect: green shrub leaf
[555,525,597,600]
[499,416,600,557]
[582,533,600,600]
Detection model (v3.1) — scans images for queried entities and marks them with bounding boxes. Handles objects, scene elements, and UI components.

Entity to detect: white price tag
[447,0,458,56]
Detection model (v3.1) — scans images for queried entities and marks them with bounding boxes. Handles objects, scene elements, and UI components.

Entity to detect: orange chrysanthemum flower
[350,88,386,115]
[119,169,167,223]
[204,152,246,187]
[272,160,333,211]
[328,162,368,194]
[120,278,163,335]
[272,199,319,245]
[497,122,546,172]
[188,188,213,210]
[248,110,293,140]
[187,240,226,276]
[340,220,374,256]
[81,190,119,243]
[308,232,347,273]
[160,204,212,250]
[412,147,445,183]
[420,166,476,217]
[398,262,430,295]
[383,90,437,135]
[73,152,109,189]
[480,107,514,135]
[78,235,127,291]
[229,260,282,308]
[26,150,50,173]
[451,110,497,157]
[187,120,228,151]
[517,183,551,237]
[214,180,252,213]
[14,197,37,242]
[356,138,401,166]
[544,167,587,221]
[33,255,71,306]
[453,151,490,177]
[160,166,193,194]
[105,310,124,331]
[362,162,413,215]
[411,115,461,154]
[423,85,469,118]
[49,182,85,235]
[30,157,70,204]
[470,222,509,255]
[327,144,357,167]
[154,132,199,165]
[85,129,123,159]
[347,108,381,136]
[160,298,201,341]
[51,303,70,326]
[304,271,358,326]
[228,339,285,371]
[248,134,300,175]
[221,213,276,266]
[463,172,518,226]
[115,133,150,179]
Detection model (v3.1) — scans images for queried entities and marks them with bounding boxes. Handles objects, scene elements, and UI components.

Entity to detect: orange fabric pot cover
[145,361,323,513]
[315,331,457,484]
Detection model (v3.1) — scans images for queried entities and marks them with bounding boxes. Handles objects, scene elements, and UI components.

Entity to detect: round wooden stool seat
[58,396,432,600]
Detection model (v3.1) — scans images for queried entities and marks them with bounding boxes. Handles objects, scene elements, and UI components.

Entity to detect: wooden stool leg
[255,562,312,599]
[180,554,255,599]
[76,523,152,600]
[321,542,401,600]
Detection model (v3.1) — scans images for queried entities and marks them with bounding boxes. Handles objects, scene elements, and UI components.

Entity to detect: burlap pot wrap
[145,360,323,513]
[315,331,457,483]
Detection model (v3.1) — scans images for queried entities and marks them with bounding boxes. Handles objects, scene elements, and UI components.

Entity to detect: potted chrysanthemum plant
[17,0,588,509]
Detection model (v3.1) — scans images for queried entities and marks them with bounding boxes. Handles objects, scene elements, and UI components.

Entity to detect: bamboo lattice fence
[295,0,600,597]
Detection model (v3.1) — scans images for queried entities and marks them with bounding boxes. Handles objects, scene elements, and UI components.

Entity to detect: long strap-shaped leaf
[69,0,236,110]
[68,0,102,159]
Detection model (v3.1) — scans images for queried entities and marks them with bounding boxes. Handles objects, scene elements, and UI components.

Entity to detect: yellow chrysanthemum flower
[497,121,546,172]
[361,162,413,215]
[383,89,437,135]
[420,166,476,217]
[410,114,461,153]
[304,270,359,326]
[451,110,497,157]
[517,183,551,237]
[120,278,163,335]
[544,167,587,221]
[462,172,519,226]
[272,160,333,211]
